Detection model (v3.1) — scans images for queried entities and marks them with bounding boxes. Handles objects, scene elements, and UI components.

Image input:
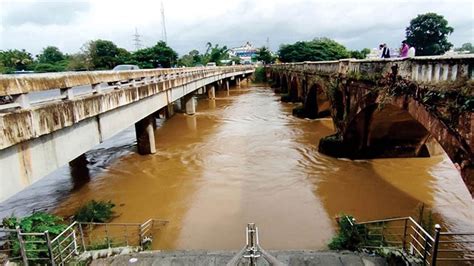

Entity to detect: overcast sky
[0,0,472,56]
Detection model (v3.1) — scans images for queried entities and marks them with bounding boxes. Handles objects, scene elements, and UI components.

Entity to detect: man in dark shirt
[379,43,391,58]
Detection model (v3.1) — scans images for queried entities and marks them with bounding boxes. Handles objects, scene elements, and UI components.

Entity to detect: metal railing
[0,219,168,265]
[350,216,474,265]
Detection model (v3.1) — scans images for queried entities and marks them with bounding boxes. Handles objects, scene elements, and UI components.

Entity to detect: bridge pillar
[207,85,216,99]
[135,115,156,155]
[69,154,90,189]
[185,96,196,115]
[225,80,230,92]
[236,77,241,87]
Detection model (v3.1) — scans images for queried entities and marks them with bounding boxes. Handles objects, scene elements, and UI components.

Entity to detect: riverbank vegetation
[74,200,116,223]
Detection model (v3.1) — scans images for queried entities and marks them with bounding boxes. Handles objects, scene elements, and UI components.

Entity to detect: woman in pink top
[400,40,409,58]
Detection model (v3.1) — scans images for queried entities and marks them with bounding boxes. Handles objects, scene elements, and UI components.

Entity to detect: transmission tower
[160,1,168,43]
[266,37,270,49]
[133,28,142,51]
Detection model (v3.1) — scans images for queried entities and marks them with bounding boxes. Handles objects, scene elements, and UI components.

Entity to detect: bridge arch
[280,74,288,93]
[338,97,472,184]
[289,76,299,102]
[300,82,332,119]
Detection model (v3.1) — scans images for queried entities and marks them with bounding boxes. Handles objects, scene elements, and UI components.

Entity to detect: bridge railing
[0,219,169,265]
[348,216,474,265]
[0,65,254,110]
[270,55,474,83]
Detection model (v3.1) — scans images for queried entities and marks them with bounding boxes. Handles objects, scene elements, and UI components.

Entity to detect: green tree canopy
[405,13,454,56]
[37,46,65,64]
[133,41,178,68]
[349,48,371,59]
[0,49,34,72]
[256,46,275,64]
[84,39,121,69]
[278,38,350,62]
[178,49,203,67]
[203,42,229,66]
[454,43,474,53]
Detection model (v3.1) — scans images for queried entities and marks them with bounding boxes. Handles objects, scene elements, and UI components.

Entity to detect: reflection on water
[1,84,473,250]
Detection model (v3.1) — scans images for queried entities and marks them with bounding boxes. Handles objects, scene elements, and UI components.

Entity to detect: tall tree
[278,38,350,62]
[132,41,178,68]
[454,43,474,54]
[0,49,34,72]
[37,46,65,64]
[203,43,229,66]
[84,39,121,70]
[256,47,274,64]
[178,49,203,67]
[405,13,454,56]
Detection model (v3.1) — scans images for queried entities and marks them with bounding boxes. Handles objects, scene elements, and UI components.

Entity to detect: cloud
[2,0,90,26]
[0,0,472,56]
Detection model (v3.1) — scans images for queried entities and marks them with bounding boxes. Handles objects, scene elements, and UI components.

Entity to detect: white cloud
[0,0,472,56]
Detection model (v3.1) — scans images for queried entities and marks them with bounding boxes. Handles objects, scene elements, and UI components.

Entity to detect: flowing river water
[1,83,473,250]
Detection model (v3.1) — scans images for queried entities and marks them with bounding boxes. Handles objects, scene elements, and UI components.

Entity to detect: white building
[228,42,258,64]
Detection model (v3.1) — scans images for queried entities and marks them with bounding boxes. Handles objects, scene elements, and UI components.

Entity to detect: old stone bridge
[0,66,254,201]
[267,56,474,196]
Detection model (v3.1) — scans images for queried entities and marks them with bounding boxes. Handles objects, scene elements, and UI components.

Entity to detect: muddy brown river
[1,83,473,250]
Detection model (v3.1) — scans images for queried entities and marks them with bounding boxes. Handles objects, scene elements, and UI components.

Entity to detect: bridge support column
[207,85,215,99]
[184,96,196,115]
[225,80,230,92]
[135,115,156,155]
[236,77,241,87]
[69,154,90,189]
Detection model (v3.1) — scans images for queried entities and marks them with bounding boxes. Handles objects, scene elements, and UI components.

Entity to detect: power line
[133,27,143,51]
[161,1,168,43]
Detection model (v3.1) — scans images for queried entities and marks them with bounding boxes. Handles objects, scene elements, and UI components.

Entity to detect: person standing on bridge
[379,43,390,58]
[400,40,409,58]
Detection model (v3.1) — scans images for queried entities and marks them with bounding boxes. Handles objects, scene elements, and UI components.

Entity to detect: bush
[328,214,366,251]
[74,200,115,223]
[2,212,67,259]
[253,67,266,83]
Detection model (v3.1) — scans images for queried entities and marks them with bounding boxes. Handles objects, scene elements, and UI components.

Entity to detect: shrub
[253,67,266,83]
[328,214,366,251]
[2,212,67,259]
[74,200,115,223]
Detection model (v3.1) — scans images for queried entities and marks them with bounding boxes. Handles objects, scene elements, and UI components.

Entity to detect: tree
[203,42,229,66]
[84,39,121,70]
[37,46,65,64]
[454,43,474,53]
[0,49,34,72]
[278,38,350,62]
[256,46,274,64]
[405,13,454,56]
[349,48,371,59]
[178,49,203,67]
[132,41,178,68]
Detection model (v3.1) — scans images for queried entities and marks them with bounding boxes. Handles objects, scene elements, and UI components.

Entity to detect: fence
[349,216,474,265]
[0,219,168,265]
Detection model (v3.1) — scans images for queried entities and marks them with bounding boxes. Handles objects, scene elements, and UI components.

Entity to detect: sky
[0,0,472,56]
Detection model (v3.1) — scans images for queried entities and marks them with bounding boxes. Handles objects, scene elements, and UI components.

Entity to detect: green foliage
[256,47,274,64]
[278,37,350,62]
[455,42,474,53]
[2,212,67,259]
[204,42,229,66]
[178,49,203,67]
[84,39,121,70]
[328,214,366,251]
[74,200,116,223]
[253,67,266,82]
[0,49,34,72]
[37,46,65,64]
[349,48,370,59]
[132,41,178,68]
[405,13,454,56]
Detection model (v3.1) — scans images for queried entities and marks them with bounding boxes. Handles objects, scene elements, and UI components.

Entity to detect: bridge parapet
[271,55,474,84]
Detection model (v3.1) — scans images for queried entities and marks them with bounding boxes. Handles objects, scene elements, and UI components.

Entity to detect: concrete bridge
[267,56,474,196]
[0,66,254,202]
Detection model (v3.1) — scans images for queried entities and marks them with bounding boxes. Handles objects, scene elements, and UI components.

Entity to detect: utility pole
[266,37,270,49]
[161,1,168,43]
[133,28,142,51]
